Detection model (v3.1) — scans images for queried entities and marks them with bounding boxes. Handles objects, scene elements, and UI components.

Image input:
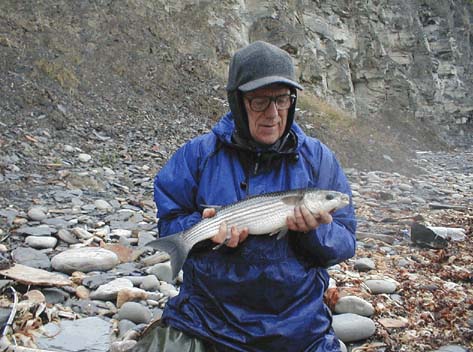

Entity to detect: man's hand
[202,208,249,248]
[286,205,332,233]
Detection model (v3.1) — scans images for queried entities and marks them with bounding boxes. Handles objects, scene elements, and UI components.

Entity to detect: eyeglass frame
[243,93,296,112]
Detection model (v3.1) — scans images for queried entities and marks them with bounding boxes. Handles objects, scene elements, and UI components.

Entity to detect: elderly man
[134,41,356,352]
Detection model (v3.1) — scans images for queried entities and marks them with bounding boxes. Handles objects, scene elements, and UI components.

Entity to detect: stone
[76,285,90,300]
[365,279,397,294]
[354,258,376,272]
[159,282,179,298]
[72,227,94,240]
[78,153,92,162]
[37,317,111,352]
[147,262,173,283]
[24,290,46,304]
[332,313,376,343]
[140,275,160,292]
[43,288,70,305]
[25,235,57,249]
[16,225,55,236]
[117,288,149,308]
[51,247,120,274]
[11,247,51,270]
[57,228,80,244]
[334,296,375,317]
[118,302,152,324]
[0,264,72,286]
[140,252,171,267]
[27,207,47,221]
[434,346,470,352]
[42,217,70,229]
[89,278,134,301]
[0,307,12,328]
[95,199,113,211]
[118,319,137,338]
[82,273,119,290]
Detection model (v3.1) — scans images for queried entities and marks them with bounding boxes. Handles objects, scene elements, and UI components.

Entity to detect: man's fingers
[300,205,318,229]
[318,211,333,224]
[202,208,216,219]
[239,228,249,243]
[211,221,227,243]
[226,226,240,247]
[211,223,249,247]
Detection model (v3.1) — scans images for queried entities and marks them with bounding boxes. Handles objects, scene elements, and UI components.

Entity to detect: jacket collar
[212,112,305,154]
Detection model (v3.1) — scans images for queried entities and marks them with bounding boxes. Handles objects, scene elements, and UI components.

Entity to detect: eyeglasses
[244,94,296,112]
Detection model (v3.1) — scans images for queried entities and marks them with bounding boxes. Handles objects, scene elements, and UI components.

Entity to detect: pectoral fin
[281,195,303,206]
[276,227,288,240]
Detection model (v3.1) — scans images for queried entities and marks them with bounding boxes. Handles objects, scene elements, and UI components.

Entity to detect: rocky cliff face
[202,0,473,146]
[1,0,471,173]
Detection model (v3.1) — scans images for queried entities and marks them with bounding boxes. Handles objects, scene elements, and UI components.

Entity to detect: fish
[146,188,350,279]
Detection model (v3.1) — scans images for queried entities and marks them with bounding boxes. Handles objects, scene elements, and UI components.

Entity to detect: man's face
[243,85,291,145]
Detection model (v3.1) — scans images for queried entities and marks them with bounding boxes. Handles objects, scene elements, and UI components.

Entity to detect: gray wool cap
[226,41,303,92]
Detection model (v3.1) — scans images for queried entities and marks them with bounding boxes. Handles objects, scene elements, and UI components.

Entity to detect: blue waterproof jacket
[154,112,357,352]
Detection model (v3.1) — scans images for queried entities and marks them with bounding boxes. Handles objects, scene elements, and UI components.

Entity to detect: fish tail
[146,232,192,279]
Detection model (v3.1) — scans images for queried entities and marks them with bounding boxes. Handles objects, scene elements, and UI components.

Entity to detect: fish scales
[147,188,350,278]
[185,194,296,242]
[185,196,295,244]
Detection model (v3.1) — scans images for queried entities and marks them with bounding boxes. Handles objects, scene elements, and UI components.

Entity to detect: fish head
[302,190,350,214]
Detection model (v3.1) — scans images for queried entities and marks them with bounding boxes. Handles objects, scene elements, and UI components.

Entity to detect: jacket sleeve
[153,139,203,237]
[296,143,357,267]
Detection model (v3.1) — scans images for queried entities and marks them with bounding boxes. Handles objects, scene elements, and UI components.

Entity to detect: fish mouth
[338,194,350,208]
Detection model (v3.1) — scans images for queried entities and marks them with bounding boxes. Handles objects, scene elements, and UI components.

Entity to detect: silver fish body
[147,188,350,278]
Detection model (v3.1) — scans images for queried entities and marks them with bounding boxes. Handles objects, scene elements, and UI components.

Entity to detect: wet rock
[332,313,376,343]
[118,319,137,338]
[37,317,111,352]
[434,346,469,352]
[71,226,94,240]
[117,288,149,308]
[43,287,70,305]
[11,247,51,269]
[42,217,71,229]
[147,262,173,284]
[76,285,90,299]
[25,235,57,249]
[118,302,152,324]
[0,280,12,291]
[24,289,46,304]
[353,258,375,272]
[95,199,113,211]
[410,223,449,249]
[16,225,56,236]
[90,278,134,301]
[57,228,80,244]
[111,340,137,352]
[334,296,374,317]
[83,273,119,290]
[365,279,397,294]
[159,282,178,298]
[140,275,160,291]
[0,209,18,226]
[0,264,72,286]
[27,207,48,221]
[0,253,12,270]
[78,153,92,163]
[51,247,120,274]
[0,307,12,327]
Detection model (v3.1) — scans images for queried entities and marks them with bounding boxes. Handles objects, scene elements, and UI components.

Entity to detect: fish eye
[325,193,335,201]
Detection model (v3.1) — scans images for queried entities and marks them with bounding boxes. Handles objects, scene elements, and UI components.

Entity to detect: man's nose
[265,100,279,117]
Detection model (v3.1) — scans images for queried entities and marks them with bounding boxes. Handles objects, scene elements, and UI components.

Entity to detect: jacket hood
[226,41,303,144]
